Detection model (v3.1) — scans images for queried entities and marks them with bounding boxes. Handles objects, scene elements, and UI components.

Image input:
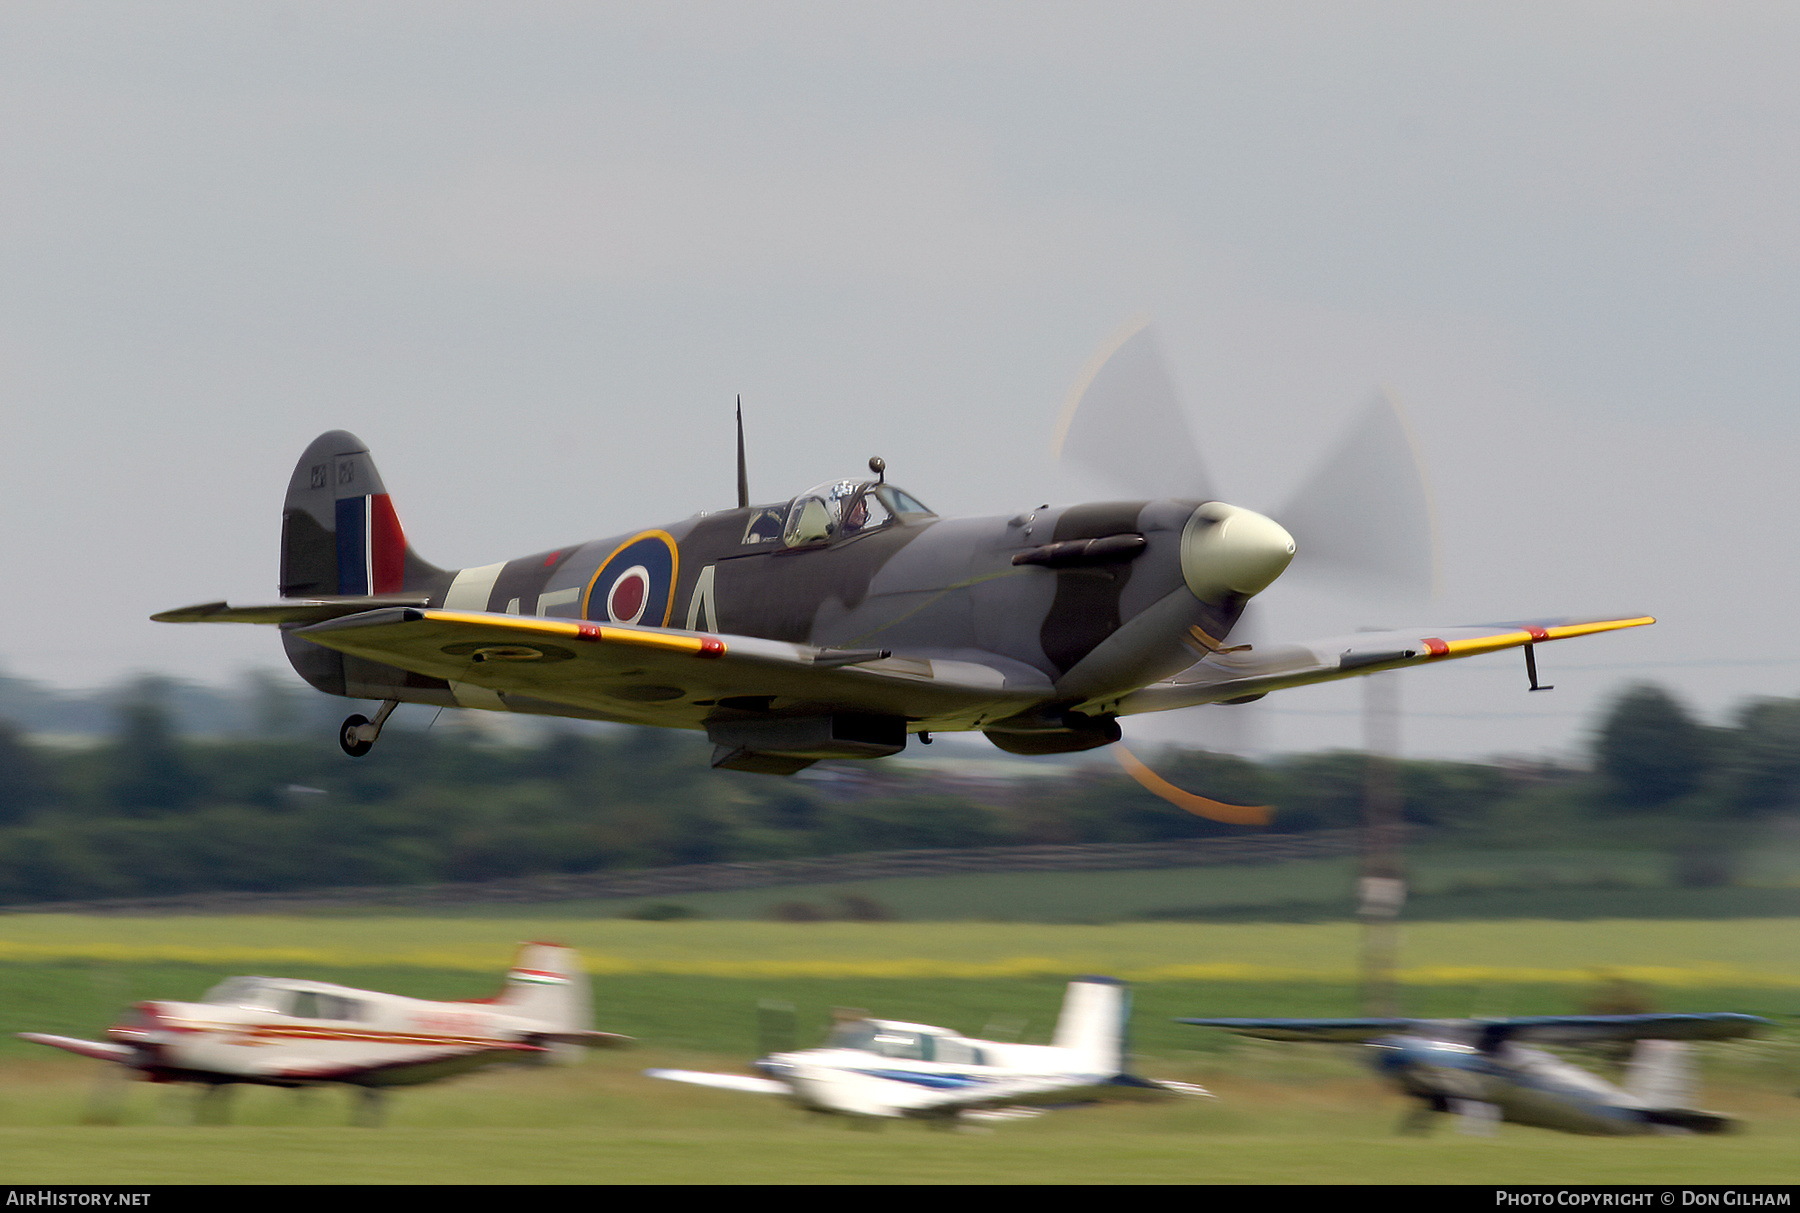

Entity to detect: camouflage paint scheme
[156,431,1652,773]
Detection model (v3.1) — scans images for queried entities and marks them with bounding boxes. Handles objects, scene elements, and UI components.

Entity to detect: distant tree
[1593,684,1710,809]
[1268,751,1372,831]
[0,720,54,824]
[238,668,305,738]
[103,677,200,815]
[1710,696,1800,816]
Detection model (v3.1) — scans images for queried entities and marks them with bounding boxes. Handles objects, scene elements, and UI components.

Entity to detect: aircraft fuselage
[282,491,1262,751]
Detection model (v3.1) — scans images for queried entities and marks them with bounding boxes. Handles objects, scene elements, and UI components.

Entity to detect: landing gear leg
[350,1086,386,1128]
[195,1083,235,1125]
[80,1063,128,1125]
[1397,1103,1437,1135]
[339,700,399,758]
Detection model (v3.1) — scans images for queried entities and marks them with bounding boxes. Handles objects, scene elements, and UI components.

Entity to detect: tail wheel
[339,715,374,758]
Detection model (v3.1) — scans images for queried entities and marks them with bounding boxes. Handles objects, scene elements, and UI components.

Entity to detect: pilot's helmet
[796,479,863,523]
[824,480,859,511]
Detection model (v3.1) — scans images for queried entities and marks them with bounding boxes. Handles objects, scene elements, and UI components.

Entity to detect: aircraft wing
[1479,1014,1770,1045]
[270,1040,542,1083]
[884,1071,1198,1114]
[278,607,1051,724]
[18,1033,138,1064]
[1112,615,1654,715]
[644,1068,791,1096]
[1176,1018,1416,1042]
[527,1030,632,1050]
[151,596,430,625]
[1178,1013,1770,1046]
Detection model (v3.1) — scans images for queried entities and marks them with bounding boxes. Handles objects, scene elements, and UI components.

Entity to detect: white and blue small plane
[1179,1013,1768,1136]
[648,977,1206,1124]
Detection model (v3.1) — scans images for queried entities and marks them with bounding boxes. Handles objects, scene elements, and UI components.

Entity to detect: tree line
[0,676,1790,904]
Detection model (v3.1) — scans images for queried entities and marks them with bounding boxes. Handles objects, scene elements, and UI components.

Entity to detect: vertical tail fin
[1051,977,1129,1075]
[493,942,594,1035]
[1624,1039,1696,1109]
[279,430,440,598]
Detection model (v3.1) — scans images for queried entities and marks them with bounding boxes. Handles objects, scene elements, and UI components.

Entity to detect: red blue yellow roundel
[583,531,679,627]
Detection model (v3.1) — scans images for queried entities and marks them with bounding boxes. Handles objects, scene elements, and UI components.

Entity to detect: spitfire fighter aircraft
[152,424,1650,789]
[20,943,624,1124]
[648,977,1205,1124]
[154,327,1651,793]
[1180,1013,1768,1136]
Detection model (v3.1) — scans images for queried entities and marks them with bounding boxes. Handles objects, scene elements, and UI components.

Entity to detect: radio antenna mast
[736,396,750,509]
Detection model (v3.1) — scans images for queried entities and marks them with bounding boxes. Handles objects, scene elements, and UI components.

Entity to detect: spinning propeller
[1054,317,1440,822]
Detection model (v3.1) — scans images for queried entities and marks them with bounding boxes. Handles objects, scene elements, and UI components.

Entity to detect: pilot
[843,495,869,534]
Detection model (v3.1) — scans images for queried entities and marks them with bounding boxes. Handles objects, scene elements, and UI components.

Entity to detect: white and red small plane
[648,977,1206,1124]
[20,942,624,1124]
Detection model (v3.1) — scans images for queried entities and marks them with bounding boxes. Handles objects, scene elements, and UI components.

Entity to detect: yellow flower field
[0,915,1794,987]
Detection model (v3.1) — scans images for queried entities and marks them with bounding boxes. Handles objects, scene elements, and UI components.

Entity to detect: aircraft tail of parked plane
[491,941,597,1061]
[1050,974,1130,1076]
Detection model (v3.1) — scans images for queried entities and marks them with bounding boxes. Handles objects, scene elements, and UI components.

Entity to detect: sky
[4,1,1799,764]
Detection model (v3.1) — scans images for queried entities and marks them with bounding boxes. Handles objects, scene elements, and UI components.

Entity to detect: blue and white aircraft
[648,978,1205,1123]
[1179,1013,1768,1135]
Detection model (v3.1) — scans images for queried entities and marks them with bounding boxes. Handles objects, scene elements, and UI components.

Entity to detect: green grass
[9,847,1796,925]
[1,916,1795,986]
[0,1050,1795,1184]
[0,914,1795,1183]
[214,847,1789,924]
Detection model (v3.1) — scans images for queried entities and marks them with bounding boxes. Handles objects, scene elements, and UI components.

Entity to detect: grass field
[1,914,1794,985]
[3,1053,1799,1185]
[498,847,1800,923]
[0,915,1795,1184]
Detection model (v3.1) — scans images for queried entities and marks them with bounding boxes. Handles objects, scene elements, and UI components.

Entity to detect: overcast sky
[4,1,1798,762]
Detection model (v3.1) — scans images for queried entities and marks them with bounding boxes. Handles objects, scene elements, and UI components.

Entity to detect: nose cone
[1180,503,1296,602]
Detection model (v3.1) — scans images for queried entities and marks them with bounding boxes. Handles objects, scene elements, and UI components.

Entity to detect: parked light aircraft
[648,977,1205,1123]
[20,943,624,1124]
[152,409,1650,811]
[1179,1013,1768,1135]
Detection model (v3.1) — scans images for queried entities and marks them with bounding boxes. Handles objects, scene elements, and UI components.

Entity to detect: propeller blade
[1112,744,1271,826]
[1188,602,1267,756]
[1054,317,1214,502]
[1277,389,1439,600]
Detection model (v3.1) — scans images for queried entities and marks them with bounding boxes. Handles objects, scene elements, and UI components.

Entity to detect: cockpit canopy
[822,1018,987,1065]
[201,977,366,1021]
[740,480,934,549]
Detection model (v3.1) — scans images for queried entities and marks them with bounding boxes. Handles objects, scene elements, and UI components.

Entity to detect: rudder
[1051,977,1129,1075]
[493,942,593,1034]
[280,430,439,598]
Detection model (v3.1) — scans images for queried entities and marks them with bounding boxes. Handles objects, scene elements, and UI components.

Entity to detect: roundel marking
[607,565,650,625]
[583,531,679,627]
